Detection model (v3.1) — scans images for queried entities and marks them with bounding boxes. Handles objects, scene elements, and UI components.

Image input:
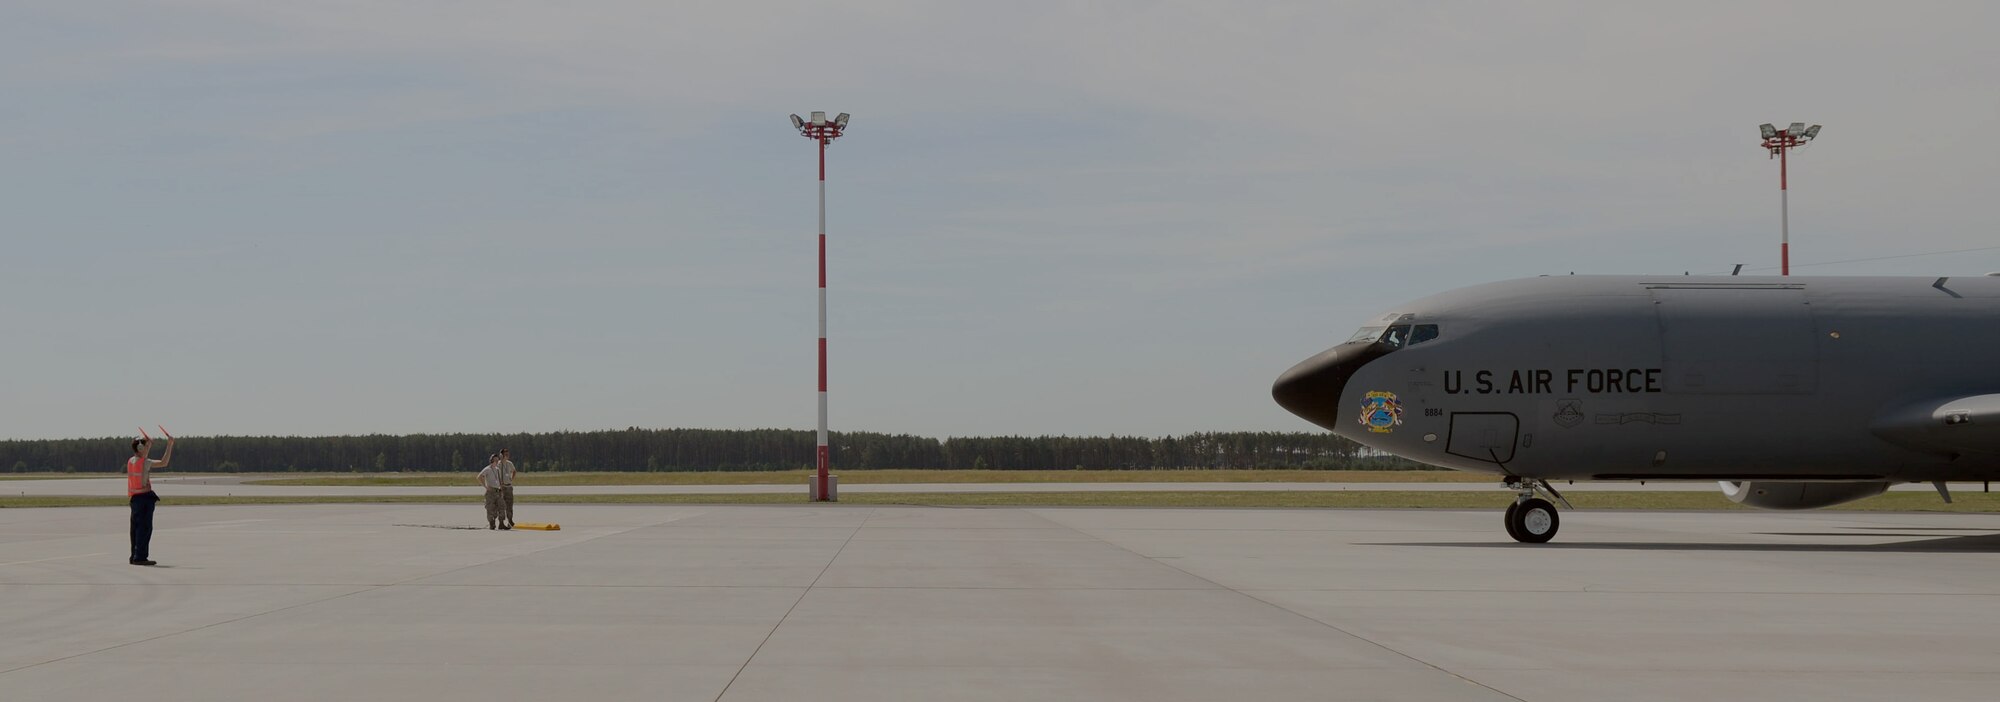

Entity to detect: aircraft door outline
[1650,285,1818,394]
[1446,411,1520,466]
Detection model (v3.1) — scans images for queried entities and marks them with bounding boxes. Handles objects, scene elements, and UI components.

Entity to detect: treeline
[0,428,1432,473]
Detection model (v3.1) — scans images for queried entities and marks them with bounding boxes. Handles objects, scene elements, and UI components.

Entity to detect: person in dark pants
[126,435,173,566]
[497,448,517,529]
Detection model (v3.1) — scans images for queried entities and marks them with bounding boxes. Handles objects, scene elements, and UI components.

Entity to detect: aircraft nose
[1272,343,1388,431]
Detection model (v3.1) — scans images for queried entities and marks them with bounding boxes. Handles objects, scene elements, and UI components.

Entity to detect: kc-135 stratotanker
[1273,274,2000,542]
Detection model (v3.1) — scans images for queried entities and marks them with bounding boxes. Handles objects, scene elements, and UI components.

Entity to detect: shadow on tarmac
[1371,532,2000,552]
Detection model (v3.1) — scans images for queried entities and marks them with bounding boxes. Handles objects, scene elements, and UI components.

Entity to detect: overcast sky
[5,1,1998,441]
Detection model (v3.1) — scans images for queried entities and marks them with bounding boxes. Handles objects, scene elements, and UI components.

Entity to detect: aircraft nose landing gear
[1502,478,1569,543]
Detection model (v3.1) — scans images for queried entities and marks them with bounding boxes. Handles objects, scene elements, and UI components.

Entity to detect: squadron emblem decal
[1553,398,1584,428]
[1359,391,1404,434]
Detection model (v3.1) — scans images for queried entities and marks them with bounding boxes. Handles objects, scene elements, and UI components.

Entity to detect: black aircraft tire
[1503,502,1524,542]
[1510,498,1559,543]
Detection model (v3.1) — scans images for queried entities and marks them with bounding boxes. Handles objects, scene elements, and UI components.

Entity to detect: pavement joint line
[5,582,1990,597]
[1031,509,1534,702]
[0,553,107,567]
[11,580,1984,596]
[699,662,1435,673]
[0,507,690,679]
[0,584,380,678]
[711,507,873,702]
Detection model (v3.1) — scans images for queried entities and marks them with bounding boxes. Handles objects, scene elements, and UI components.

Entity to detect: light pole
[793,111,848,501]
[1758,122,1822,276]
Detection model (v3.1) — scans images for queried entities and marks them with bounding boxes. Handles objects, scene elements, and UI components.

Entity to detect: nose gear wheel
[1501,478,1564,543]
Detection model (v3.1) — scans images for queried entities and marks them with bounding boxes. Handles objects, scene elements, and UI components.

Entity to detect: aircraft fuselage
[1274,275,2000,483]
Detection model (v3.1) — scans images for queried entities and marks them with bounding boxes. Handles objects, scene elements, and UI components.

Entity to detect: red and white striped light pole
[1758,122,1821,276]
[793,111,848,501]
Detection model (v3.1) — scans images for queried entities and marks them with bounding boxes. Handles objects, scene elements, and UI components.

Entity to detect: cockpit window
[1409,324,1440,346]
[1381,324,1412,348]
[1346,323,1440,347]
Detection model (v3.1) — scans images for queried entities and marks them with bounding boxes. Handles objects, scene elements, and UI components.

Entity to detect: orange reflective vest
[127,456,151,497]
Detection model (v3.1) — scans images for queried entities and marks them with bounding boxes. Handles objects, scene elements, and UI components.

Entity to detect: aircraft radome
[1273,274,2000,542]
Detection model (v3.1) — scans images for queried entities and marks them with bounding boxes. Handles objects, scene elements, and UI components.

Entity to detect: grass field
[243,469,1489,487]
[5,490,1999,512]
[0,473,238,480]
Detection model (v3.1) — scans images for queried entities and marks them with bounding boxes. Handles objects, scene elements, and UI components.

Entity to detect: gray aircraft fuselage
[1274,275,2000,485]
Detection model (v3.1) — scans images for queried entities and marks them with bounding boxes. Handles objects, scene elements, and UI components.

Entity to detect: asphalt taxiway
[2,504,1997,701]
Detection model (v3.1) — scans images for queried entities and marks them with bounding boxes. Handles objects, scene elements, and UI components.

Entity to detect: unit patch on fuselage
[1444,369,1663,395]
[1359,391,1404,434]
[1553,399,1585,428]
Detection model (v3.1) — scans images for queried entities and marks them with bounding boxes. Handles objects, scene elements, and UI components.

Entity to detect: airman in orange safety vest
[127,434,174,566]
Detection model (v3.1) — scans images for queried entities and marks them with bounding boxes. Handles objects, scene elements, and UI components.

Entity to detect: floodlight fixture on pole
[793,110,850,501]
[1758,122,1822,276]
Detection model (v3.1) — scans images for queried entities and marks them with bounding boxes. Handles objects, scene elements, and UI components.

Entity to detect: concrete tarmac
[2,504,1998,701]
[10,475,1994,497]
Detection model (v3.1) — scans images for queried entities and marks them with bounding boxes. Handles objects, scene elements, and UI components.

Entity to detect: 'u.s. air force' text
[1444,369,1663,395]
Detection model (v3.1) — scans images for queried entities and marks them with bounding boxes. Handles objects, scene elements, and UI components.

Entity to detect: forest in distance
[0,428,1432,473]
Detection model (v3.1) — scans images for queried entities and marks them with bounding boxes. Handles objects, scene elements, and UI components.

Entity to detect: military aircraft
[1272,274,2000,542]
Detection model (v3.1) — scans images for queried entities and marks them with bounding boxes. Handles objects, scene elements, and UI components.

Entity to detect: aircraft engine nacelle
[1718,481,1891,510]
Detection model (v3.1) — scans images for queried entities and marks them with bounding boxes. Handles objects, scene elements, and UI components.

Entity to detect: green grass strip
[6,491,2000,512]
[0,474,119,481]
[243,469,1487,487]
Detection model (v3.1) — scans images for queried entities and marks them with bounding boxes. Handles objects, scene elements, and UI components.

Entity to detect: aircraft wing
[1871,394,2000,457]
